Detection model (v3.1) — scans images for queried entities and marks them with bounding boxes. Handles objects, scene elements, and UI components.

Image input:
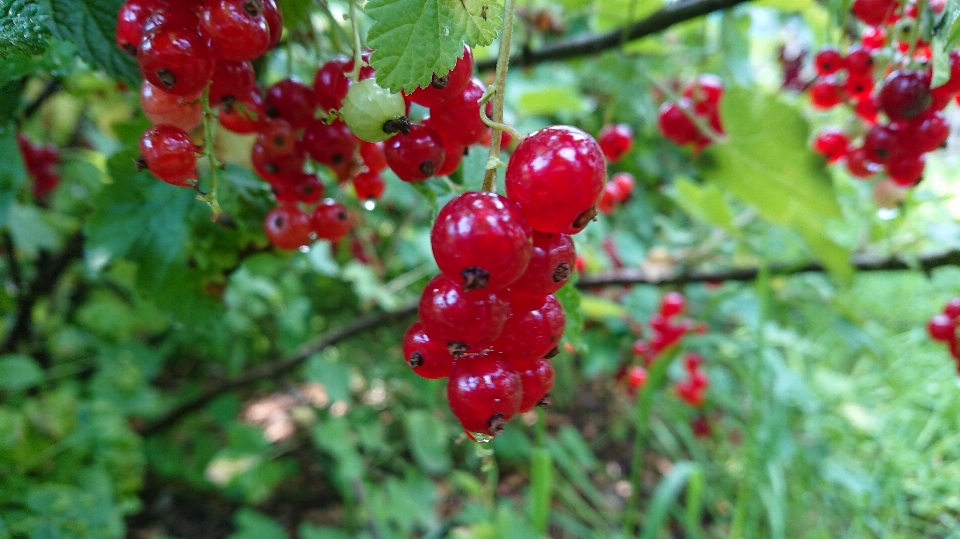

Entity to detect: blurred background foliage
[2,0,960,537]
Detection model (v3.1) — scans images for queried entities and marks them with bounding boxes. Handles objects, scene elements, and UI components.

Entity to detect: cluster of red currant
[595,123,636,215]
[16,133,60,201]
[927,298,960,369]
[630,292,707,364]
[116,0,281,185]
[656,75,726,152]
[809,1,958,188]
[402,125,606,440]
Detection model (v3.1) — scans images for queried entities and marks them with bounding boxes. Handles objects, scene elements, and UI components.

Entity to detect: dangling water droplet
[471,431,495,443]
[363,199,376,211]
[876,207,900,220]
[298,244,311,253]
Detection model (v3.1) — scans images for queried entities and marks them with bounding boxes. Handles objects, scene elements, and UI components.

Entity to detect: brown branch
[18,78,62,126]
[139,303,418,436]
[576,249,960,287]
[476,0,753,71]
[1,232,84,355]
[141,248,960,435]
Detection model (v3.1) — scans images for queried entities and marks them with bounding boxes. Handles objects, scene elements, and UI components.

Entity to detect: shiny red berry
[313,57,351,112]
[505,125,606,234]
[265,78,316,129]
[402,321,455,379]
[294,173,324,204]
[945,298,960,319]
[261,0,283,49]
[447,353,522,437]
[809,77,844,109]
[138,124,199,186]
[509,231,575,296]
[660,291,685,317]
[814,47,845,76]
[493,293,565,360]
[359,141,388,173]
[512,356,555,413]
[597,123,634,162]
[251,141,306,184]
[845,147,881,178]
[812,129,850,163]
[418,274,510,354]
[138,25,215,98]
[928,314,956,342]
[851,0,897,25]
[658,100,701,145]
[886,153,925,187]
[311,199,351,241]
[384,123,445,182]
[431,191,533,291]
[209,60,256,106]
[302,119,357,166]
[116,0,164,56]
[256,119,299,158]
[219,88,264,133]
[139,80,202,131]
[878,70,932,121]
[408,46,474,108]
[264,204,313,250]
[427,77,488,147]
[200,0,270,61]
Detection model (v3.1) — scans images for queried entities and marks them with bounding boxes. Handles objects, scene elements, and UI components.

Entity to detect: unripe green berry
[340,78,409,143]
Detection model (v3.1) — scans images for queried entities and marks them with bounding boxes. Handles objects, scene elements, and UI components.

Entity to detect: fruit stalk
[347,0,364,82]
[198,86,223,219]
[482,0,518,192]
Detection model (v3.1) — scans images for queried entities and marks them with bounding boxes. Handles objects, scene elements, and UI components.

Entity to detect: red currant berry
[660,291,685,317]
[251,141,306,184]
[683,74,724,114]
[428,77,488,147]
[264,204,313,250]
[431,191,533,291]
[384,123,445,182]
[408,45,474,108]
[860,26,887,50]
[944,298,960,319]
[261,0,283,49]
[116,0,164,56]
[597,124,634,162]
[313,58,351,112]
[302,119,357,166]
[851,0,897,25]
[138,124,199,186]
[812,129,850,163]
[878,70,932,121]
[657,100,700,145]
[846,147,881,178]
[402,321,454,379]
[311,199,351,241]
[809,77,845,109]
[141,3,201,35]
[139,80,202,131]
[512,356,555,413]
[219,88,264,133]
[626,365,648,391]
[863,123,904,163]
[509,231,575,296]
[200,0,270,61]
[854,96,879,124]
[492,293,565,360]
[845,72,875,100]
[359,141,388,173]
[421,116,464,177]
[352,169,385,200]
[447,353,522,437]
[928,314,956,342]
[294,173,324,204]
[903,111,950,153]
[418,274,510,354]
[505,125,606,234]
[265,78,316,129]
[209,60,256,107]
[611,172,635,200]
[814,47,845,76]
[886,153,925,187]
[138,25,215,98]
[256,119,299,158]
[844,46,874,74]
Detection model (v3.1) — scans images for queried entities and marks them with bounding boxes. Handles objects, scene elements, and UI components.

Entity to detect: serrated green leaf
[366,0,503,92]
[42,0,139,85]
[85,149,195,283]
[0,0,50,59]
[700,87,853,281]
[0,354,44,390]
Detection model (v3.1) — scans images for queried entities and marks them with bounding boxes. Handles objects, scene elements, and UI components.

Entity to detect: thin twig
[476,0,753,71]
[18,78,62,125]
[481,0,518,192]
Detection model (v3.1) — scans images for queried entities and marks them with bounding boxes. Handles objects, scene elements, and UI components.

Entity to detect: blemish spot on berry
[407,352,424,368]
[156,68,177,90]
[488,413,507,435]
[447,342,468,357]
[430,73,450,90]
[419,160,435,176]
[537,394,552,409]
[133,156,148,172]
[572,206,598,230]
[461,266,490,291]
[552,262,572,283]
[544,346,560,359]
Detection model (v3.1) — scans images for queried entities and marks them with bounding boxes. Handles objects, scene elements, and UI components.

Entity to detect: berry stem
[347,0,364,83]
[481,0,518,193]
[198,86,223,220]
[479,89,522,143]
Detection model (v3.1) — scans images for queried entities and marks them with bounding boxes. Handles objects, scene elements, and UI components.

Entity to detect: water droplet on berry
[470,431,495,443]
[298,245,311,253]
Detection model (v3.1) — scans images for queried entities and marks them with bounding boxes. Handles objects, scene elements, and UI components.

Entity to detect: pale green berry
[340,78,409,143]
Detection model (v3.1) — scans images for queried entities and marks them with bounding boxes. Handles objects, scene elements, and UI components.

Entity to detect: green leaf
[366,0,503,93]
[85,149,195,285]
[0,0,50,58]
[275,0,312,30]
[639,462,702,539]
[700,87,853,281]
[579,295,627,320]
[8,204,60,256]
[516,86,590,116]
[0,354,44,390]
[403,410,451,475]
[529,448,553,534]
[228,509,289,539]
[671,177,736,233]
[42,0,139,85]
[554,278,584,350]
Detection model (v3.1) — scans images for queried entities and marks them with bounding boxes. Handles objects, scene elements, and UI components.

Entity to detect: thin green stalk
[316,0,351,54]
[481,0,518,192]
[622,347,677,536]
[347,0,364,82]
[197,86,223,219]
[478,444,498,510]
[529,408,552,534]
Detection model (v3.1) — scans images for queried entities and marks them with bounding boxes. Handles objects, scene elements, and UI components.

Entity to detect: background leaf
[42,0,139,85]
